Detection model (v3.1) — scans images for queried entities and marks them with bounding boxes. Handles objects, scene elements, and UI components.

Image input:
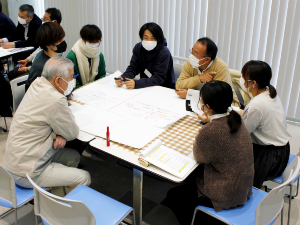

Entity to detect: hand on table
[18,59,29,67]
[124,78,135,89]
[53,135,66,149]
[199,71,216,83]
[2,42,14,49]
[115,76,124,87]
[197,113,211,123]
[175,89,188,99]
[0,39,3,46]
[18,67,28,73]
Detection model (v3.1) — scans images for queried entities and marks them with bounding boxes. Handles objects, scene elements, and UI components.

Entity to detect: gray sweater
[193,116,254,212]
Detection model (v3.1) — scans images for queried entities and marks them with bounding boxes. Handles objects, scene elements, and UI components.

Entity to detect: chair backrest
[282,155,300,183]
[0,166,17,208]
[255,156,300,225]
[229,69,251,107]
[26,174,95,225]
[173,63,183,83]
[10,75,28,112]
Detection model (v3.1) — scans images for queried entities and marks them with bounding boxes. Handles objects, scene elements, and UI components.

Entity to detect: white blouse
[242,90,291,146]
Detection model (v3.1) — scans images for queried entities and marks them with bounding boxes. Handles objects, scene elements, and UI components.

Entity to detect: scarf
[72,38,101,85]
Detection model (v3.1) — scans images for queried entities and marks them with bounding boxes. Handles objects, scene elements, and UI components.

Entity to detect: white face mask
[142,41,157,51]
[59,78,75,96]
[188,54,207,69]
[239,76,252,93]
[86,42,100,48]
[18,16,28,25]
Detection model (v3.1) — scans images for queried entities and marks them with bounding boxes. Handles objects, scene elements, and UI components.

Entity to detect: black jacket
[6,14,42,49]
[122,39,175,89]
[0,12,16,38]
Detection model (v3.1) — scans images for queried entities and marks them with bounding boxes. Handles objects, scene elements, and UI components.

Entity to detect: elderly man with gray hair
[4,57,91,196]
[0,4,42,49]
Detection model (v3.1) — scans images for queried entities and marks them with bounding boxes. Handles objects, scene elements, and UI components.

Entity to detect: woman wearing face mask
[25,22,66,91]
[167,81,253,225]
[66,24,106,89]
[115,22,175,89]
[240,60,291,188]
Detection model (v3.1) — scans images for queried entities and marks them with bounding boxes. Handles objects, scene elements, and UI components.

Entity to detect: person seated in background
[240,60,291,188]
[0,1,16,39]
[7,7,62,80]
[175,37,239,105]
[115,22,175,89]
[25,22,66,91]
[167,81,254,225]
[4,57,91,196]
[66,24,106,89]
[0,4,41,50]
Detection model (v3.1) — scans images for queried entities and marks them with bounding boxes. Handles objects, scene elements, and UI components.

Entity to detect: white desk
[89,138,199,225]
[0,47,34,71]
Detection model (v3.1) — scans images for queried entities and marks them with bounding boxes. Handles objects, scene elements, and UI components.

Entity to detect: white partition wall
[44,0,300,121]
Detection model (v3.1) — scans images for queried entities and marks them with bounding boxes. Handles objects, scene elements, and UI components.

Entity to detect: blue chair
[26,174,135,225]
[0,166,37,225]
[191,156,300,225]
[264,154,300,225]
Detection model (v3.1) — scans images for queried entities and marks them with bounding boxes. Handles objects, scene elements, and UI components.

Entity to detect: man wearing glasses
[175,37,239,108]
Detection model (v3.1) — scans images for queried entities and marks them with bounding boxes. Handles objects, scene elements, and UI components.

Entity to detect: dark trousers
[65,139,87,156]
[166,166,226,225]
[253,142,290,188]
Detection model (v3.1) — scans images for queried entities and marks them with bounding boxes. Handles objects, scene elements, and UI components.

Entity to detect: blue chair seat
[273,154,299,183]
[196,188,275,225]
[42,185,133,225]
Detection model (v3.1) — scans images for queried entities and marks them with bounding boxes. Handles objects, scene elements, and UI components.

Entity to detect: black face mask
[54,40,67,53]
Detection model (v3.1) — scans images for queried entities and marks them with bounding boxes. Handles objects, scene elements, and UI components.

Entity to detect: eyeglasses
[189,49,206,59]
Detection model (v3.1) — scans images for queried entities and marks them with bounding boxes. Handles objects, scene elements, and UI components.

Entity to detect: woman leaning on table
[167,81,254,225]
[115,22,175,89]
[66,24,106,89]
[240,60,291,188]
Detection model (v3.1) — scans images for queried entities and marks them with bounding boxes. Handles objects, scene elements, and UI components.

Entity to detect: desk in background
[0,47,34,71]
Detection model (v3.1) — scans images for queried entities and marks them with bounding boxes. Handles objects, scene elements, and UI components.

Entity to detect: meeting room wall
[42,0,300,122]
[8,0,44,25]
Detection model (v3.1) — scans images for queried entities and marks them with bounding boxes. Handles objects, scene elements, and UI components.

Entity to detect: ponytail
[227,110,242,133]
[268,84,277,99]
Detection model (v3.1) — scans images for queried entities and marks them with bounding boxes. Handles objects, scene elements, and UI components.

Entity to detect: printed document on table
[140,140,198,178]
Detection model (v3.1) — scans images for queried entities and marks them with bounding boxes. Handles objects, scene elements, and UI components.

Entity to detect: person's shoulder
[32,14,42,24]
[212,57,229,70]
[133,42,142,51]
[66,50,76,59]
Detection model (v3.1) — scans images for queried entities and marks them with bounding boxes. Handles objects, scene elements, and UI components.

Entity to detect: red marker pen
[106,126,110,147]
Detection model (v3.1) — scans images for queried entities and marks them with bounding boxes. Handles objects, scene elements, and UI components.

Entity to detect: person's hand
[199,71,216,83]
[2,42,14,49]
[175,89,188,99]
[115,76,124,87]
[197,113,211,123]
[18,59,29,67]
[124,78,135,89]
[53,135,66,149]
[18,67,28,73]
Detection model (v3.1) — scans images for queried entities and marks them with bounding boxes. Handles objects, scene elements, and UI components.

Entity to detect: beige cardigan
[176,57,240,107]
[4,77,79,178]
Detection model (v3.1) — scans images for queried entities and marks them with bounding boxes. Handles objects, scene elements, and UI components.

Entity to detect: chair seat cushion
[273,154,298,183]
[64,185,133,225]
[196,188,273,225]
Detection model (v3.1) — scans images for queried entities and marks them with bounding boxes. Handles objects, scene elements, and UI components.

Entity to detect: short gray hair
[42,57,74,81]
[19,4,34,18]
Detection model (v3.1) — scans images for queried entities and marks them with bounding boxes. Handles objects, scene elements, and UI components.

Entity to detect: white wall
[8,0,44,25]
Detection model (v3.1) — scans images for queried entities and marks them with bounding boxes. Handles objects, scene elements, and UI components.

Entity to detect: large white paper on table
[72,104,164,148]
[140,140,198,178]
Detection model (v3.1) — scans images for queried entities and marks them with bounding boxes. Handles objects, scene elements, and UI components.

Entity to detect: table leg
[133,168,143,225]
[7,56,13,72]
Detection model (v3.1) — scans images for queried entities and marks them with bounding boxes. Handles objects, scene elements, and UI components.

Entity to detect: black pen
[114,77,126,81]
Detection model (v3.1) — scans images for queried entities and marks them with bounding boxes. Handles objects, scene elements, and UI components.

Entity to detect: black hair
[139,22,164,44]
[45,7,62,24]
[197,37,218,61]
[200,81,242,133]
[80,24,102,42]
[19,4,34,17]
[241,60,277,99]
[0,1,2,13]
[36,22,65,51]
